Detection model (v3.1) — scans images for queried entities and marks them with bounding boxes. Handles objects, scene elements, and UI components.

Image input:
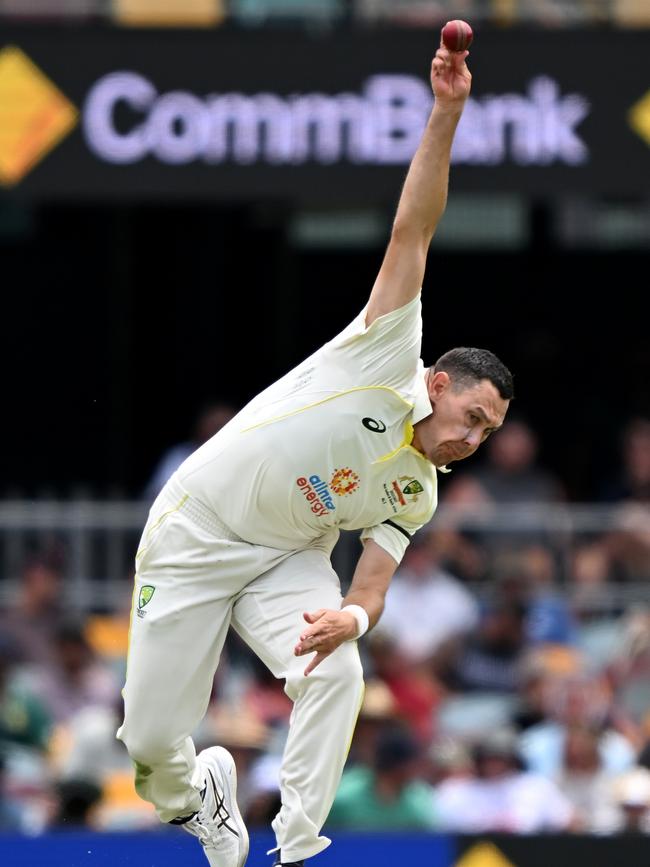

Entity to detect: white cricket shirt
[176,294,442,564]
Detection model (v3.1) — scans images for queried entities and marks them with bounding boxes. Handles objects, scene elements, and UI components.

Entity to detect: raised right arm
[366,44,472,327]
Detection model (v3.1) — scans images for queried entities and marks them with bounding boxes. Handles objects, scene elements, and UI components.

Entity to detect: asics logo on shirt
[362,417,386,433]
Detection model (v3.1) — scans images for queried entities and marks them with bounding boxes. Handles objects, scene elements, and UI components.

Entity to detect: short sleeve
[318,294,422,394]
[361,513,424,565]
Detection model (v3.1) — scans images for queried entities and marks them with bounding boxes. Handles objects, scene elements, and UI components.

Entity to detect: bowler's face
[417,375,509,467]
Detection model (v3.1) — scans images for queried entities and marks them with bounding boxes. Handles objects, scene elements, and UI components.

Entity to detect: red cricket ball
[441,20,473,52]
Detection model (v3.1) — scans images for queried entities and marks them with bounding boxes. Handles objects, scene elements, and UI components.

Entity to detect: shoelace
[182,814,213,847]
[181,770,238,849]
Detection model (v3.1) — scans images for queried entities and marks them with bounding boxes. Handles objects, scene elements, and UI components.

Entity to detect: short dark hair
[433,347,514,400]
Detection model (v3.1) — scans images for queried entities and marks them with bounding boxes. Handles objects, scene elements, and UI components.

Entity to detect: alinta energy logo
[0,45,77,186]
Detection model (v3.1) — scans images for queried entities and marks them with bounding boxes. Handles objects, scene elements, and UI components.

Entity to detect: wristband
[342,604,369,640]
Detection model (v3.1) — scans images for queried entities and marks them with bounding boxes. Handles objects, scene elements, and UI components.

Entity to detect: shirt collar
[412,360,433,425]
[412,362,452,473]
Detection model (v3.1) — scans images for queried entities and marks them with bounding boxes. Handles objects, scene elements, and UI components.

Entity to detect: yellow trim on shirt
[374,419,423,464]
[240,385,414,434]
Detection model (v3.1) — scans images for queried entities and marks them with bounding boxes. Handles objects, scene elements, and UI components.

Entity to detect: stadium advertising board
[0,28,647,200]
[0,831,647,866]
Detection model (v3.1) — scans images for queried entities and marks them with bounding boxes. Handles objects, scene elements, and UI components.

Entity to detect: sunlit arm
[366,48,472,326]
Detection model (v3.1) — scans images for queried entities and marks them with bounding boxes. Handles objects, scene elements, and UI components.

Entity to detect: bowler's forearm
[393,103,463,241]
[341,539,396,631]
[341,587,386,631]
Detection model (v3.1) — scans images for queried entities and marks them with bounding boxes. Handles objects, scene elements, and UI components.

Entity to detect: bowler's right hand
[431,45,472,111]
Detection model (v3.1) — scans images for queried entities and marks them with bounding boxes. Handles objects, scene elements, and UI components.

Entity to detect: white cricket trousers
[117,478,365,863]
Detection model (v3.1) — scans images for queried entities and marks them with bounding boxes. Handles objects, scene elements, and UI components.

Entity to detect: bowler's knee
[118,722,173,767]
[329,641,364,686]
[289,641,364,697]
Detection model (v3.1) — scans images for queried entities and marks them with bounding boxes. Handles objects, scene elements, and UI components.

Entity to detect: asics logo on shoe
[208,769,239,837]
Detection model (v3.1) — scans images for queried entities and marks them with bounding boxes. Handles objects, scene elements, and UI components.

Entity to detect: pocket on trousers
[135,494,189,572]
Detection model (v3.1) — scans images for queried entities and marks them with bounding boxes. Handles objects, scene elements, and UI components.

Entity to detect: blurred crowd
[1,411,650,837]
[0,0,648,28]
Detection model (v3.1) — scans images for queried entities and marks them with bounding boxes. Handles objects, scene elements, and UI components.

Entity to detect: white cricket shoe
[175,746,249,867]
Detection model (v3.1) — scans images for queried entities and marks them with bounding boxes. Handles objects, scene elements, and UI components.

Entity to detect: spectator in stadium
[439,417,564,579]
[607,609,650,732]
[0,554,65,666]
[0,638,51,753]
[596,419,650,583]
[426,736,474,787]
[50,778,103,829]
[556,723,620,832]
[326,726,436,831]
[440,600,527,694]
[25,622,121,724]
[512,645,581,734]
[0,753,23,832]
[599,417,650,505]
[519,545,577,646]
[346,679,400,768]
[0,643,54,833]
[238,654,293,728]
[379,530,479,666]
[612,767,650,833]
[519,674,637,778]
[366,631,442,744]
[143,402,236,500]
[48,693,158,831]
[436,728,574,833]
[442,416,563,508]
[570,541,614,621]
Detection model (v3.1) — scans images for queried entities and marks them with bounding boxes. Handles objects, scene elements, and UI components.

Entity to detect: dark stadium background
[3,200,647,497]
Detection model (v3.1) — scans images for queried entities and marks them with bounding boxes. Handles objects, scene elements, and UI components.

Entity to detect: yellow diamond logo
[0,45,77,186]
[629,89,650,147]
[455,842,517,867]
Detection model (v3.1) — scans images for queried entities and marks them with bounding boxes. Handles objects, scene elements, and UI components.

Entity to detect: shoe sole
[202,746,250,867]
